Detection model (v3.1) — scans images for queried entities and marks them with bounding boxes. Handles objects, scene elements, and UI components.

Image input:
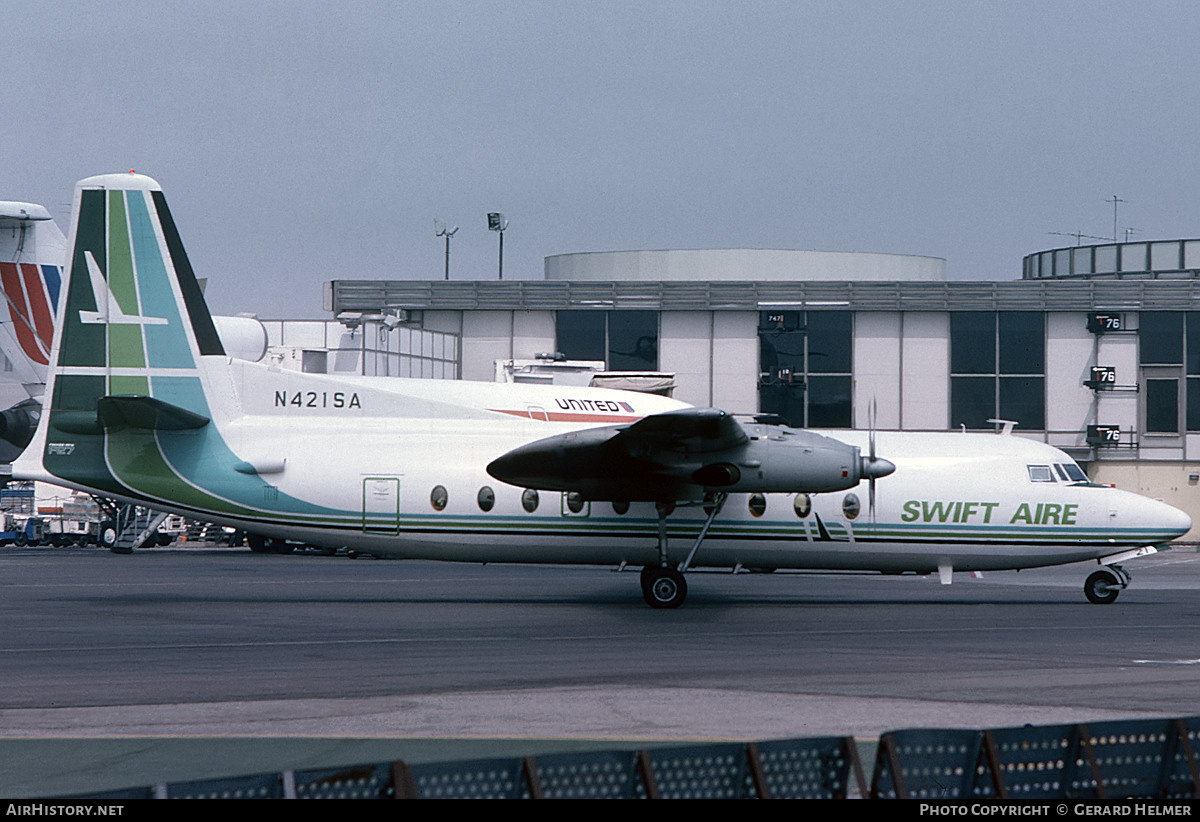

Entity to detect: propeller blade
[869,397,877,520]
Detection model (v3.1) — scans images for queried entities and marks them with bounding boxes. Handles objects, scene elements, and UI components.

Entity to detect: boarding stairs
[94,499,169,553]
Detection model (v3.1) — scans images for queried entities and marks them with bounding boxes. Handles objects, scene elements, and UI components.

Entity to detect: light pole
[434,219,458,280]
[487,212,508,280]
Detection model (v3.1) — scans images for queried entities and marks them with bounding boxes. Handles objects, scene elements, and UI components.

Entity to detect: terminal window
[758,311,852,428]
[1139,311,1200,433]
[950,312,1045,430]
[555,310,659,371]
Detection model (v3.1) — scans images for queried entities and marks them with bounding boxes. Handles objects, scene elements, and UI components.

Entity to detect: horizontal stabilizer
[96,395,210,431]
[0,202,52,224]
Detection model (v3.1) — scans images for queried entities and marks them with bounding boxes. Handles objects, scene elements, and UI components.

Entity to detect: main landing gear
[1084,565,1130,605]
[640,493,727,609]
[641,565,687,608]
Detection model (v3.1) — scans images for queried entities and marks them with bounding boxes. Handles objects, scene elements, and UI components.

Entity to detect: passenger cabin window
[793,493,811,518]
[748,494,767,517]
[521,488,540,513]
[1027,465,1055,483]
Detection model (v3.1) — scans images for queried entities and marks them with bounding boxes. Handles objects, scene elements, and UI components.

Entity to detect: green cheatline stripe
[171,509,1164,546]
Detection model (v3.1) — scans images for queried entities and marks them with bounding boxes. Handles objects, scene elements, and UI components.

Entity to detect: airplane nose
[1165,502,1193,538]
[1143,497,1192,540]
[1110,491,1192,542]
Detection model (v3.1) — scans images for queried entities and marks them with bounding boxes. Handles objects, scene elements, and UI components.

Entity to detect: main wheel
[1085,569,1121,605]
[641,566,688,609]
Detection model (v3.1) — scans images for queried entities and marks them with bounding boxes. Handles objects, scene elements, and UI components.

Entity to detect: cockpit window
[1053,464,1070,481]
[1060,462,1089,483]
[1027,465,1055,482]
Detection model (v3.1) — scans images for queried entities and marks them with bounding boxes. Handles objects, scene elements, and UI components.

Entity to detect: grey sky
[5,1,1199,317]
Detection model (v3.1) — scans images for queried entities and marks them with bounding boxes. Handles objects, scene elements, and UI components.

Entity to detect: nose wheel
[1084,565,1129,605]
[641,565,687,609]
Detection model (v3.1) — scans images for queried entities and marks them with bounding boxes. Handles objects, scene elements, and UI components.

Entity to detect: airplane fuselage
[36,358,1187,576]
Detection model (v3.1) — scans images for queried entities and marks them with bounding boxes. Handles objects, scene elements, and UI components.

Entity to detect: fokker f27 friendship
[10,173,1192,608]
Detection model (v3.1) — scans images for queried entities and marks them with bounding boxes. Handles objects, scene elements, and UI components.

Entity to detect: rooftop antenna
[1123,227,1140,242]
[1106,195,1126,242]
[434,218,459,280]
[1049,230,1109,246]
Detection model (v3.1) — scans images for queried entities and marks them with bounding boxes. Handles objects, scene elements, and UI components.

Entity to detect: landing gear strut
[1084,565,1130,605]
[640,493,727,609]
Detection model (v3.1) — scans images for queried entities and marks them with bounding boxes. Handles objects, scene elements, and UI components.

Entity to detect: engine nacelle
[487,419,893,502]
[0,398,40,449]
[692,428,872,494]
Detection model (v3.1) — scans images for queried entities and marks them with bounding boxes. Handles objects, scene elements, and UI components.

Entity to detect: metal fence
[62,716,1200,799]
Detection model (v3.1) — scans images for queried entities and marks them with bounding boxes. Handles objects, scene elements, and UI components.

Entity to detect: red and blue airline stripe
[0,262,60,366]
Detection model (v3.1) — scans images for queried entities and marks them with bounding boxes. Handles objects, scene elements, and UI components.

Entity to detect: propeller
[860,399,895,520]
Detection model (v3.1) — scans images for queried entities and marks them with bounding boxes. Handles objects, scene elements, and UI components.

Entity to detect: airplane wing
[612,407,748,452]
[487,407,879,502]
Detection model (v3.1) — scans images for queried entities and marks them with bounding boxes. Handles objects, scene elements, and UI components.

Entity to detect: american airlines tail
[0,201,64,393]
[0,202,67,458]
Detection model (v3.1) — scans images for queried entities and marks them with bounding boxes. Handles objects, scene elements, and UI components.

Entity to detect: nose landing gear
[1084,565,1130,605]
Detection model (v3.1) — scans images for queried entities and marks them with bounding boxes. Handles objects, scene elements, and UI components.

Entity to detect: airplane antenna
[987,418,1017,436]
[434,219,459,281]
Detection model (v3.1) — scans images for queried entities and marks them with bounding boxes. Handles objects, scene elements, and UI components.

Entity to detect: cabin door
[362,476,401,534]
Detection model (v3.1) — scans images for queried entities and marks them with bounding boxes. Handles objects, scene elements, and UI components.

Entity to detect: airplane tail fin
[55,173,225,377]
[13,173,334,526]
[0,202,66,390]
[14,173,227,496]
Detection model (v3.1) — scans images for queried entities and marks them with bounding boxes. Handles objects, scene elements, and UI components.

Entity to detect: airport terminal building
[320,239,1200,537]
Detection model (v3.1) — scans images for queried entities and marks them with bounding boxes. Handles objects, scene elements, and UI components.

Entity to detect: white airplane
[11,173,1192,608]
